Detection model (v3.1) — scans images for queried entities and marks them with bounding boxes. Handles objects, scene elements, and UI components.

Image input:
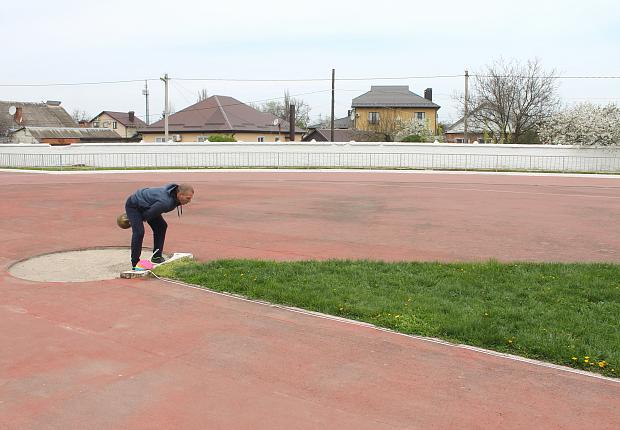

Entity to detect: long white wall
[1,142,619,172]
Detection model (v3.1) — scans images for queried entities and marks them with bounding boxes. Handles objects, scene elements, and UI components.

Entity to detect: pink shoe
[135,259,155,270]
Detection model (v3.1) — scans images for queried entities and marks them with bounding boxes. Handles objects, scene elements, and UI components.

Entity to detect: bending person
[125,183,194,269]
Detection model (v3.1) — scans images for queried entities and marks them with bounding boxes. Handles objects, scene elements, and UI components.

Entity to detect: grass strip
[154,259,620,377]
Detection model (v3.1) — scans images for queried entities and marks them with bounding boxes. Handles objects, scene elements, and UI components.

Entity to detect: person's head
[177,183,194,205]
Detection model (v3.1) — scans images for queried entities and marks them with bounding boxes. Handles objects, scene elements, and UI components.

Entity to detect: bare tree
[253,90,311,129]
[362,108,435,142]
[71,109,90,122]
[464,58,560,143]
[311,113,330,128]
[197,88,209,102]
[363,109,403,141]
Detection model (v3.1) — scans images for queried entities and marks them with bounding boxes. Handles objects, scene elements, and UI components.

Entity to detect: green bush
[204,134,236,142]
[402,134,424,142]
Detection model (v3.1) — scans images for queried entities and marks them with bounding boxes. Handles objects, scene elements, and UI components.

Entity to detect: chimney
[424,88,433,102]
[128,111,135,122]
[14,107,23,124]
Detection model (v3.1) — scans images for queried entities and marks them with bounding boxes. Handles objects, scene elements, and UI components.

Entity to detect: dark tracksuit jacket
[125,184,182,267]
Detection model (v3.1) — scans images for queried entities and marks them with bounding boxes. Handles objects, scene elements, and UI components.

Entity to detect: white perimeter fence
[1,142,619,173]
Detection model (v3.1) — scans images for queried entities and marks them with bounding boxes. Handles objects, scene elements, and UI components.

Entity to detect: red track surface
[1,170,619,429]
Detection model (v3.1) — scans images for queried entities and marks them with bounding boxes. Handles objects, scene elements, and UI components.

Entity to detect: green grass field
[154,259,620,377]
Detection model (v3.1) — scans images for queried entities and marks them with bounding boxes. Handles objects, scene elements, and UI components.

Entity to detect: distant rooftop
[16,126,121,140]
[0,100,77,136]
[445,107,495,134]
[303,128,385,142]
[93,111,147,127]
[308,116,353,130]
[352,86,440,109]
[142,95,304,134]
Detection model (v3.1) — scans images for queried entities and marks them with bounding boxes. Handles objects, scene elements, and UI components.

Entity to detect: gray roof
[18,127,121,139]
[302,129,385,142]
[333,116,353,129]
[0,101,77,136]
[352,86,440,109]
[308,116,353,130]
[444,118,484,134]
[142,95,304,134]
[445,107,495,134]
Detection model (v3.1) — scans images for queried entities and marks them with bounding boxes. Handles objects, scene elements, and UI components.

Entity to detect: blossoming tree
[538,103,620,146]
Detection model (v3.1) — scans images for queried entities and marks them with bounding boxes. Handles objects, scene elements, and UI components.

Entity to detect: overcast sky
[1,0,618,125]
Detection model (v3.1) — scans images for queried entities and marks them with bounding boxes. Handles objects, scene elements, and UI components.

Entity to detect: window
[112,121,117,129]
[155,137,166,142]
[368,112,380,124]
[455,138,464,143]
[92,121,100,128]
[103,121,110,128]
[257,136,264,142]
[416,112,425,121]
[197,136,209,142]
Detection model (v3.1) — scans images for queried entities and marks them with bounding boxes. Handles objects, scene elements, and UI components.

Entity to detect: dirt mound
[9,248,156,282]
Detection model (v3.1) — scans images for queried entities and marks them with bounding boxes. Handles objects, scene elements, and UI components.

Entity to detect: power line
[472,74,620,79]
[0,75,462,88]
[173,74,463,82]
[565,97,620,100]
[0,75,457,87]
[170,81,195,107]
[162,87,361,118]
[142,90,334,124]
[0,78,159,87]
[1,73,620,88]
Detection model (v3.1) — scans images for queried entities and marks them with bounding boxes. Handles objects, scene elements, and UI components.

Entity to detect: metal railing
[1,151,620,173]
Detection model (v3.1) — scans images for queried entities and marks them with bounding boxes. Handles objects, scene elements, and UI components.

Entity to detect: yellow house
[140,95,304,143]
[89,111,146,139]
[351,86,440,137]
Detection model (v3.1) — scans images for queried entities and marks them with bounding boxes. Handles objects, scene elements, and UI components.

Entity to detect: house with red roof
[139,95,304,143]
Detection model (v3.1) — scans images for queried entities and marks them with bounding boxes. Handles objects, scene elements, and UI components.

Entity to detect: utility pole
[464,69,469,144]
[289,104,296,142]
[160,73,169,141]
[330,68,335,142]
[142,80,150,125]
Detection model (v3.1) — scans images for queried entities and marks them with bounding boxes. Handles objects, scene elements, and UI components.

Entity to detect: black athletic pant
[125,197,167,267]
